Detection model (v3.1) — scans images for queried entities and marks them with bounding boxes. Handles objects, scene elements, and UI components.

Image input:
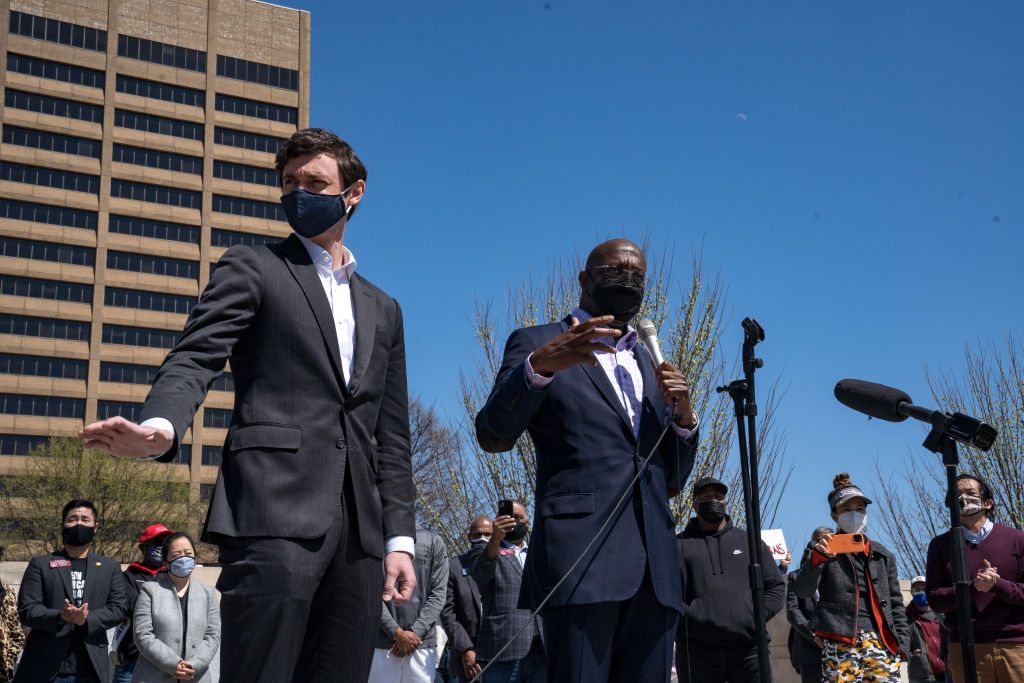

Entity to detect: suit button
[335,438,346,448]
[879,599,887,606]
[872,577,878,583]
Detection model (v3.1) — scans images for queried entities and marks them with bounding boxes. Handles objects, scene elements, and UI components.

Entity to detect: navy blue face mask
[280,185,353,238]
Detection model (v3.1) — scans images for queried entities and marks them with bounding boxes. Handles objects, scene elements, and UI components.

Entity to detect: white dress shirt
[524,308,698,439]
[143,237,414,556]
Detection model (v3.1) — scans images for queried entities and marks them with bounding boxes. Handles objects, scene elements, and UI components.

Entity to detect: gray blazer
[131,576,220,683]
[469,542,540,663]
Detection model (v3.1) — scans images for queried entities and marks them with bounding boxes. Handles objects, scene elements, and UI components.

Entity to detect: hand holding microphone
[638,320,696,428]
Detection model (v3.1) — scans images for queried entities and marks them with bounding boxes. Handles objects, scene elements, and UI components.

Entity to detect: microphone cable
[470,409,680,683]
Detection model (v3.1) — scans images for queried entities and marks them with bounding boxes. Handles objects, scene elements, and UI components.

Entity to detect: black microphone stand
[922,416,978,683]
[716,318,771,683]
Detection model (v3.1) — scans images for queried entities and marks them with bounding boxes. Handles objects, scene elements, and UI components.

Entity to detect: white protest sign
[760,528,788,561]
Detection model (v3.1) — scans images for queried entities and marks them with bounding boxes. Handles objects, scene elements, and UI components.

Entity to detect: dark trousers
[541,570,677,683]
[797,661,823,683]
[675,640,762,683]
[215,472,381,683]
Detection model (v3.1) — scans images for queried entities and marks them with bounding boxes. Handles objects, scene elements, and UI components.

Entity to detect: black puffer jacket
[794,537,910,655]
[676,518,786,645]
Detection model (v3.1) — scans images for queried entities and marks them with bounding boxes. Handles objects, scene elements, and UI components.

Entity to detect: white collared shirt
[964,518,994,545]
[501,540,529,567]
[296,235,356,385]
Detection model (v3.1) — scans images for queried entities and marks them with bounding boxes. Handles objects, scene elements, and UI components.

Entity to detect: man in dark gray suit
[81,128,417,683]
[470,502,545,682]
[16,499,127,683]
[443,516,492,681]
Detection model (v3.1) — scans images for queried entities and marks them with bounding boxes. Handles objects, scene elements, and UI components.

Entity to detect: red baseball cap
[138,524,173,544]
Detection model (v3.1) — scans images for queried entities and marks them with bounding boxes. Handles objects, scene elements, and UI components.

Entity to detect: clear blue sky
[294,1,1022,565]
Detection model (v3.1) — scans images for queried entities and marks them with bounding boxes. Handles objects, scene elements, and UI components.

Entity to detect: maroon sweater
[925,523,1024,643]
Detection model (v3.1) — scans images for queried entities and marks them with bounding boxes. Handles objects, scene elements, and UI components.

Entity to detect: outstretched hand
[80,416,173,459]
[530,316,621,376]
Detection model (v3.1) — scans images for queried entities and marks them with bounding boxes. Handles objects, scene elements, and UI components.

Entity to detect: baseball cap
[692,476,728,496]
[138,523,173,544]
[828,484,872,510]
[911,575,926,585]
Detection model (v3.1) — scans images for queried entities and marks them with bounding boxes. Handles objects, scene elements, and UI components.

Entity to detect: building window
[110,179,201,210]
[102,324,180,349]
[213,160,278,187]
[0,275,92,303]
[0,198,97,230]
[116,74,205,108]
[106,250,198,279]
[201,445,222,466]
[8,10,107,52]
[0,393,84,418]
[214,93,296,124]
[173,444,191,465]
[6,52,104,89]
[203,408,232,429]
[99,361,158,385]
[117,35,206,73]
[0,236,95,266]
[2,124,101,158]
[212,194,285,222]
[210,228,281,248]
[0,161,99,194]
[113,144,202,175]
[114,109,203,141]
[104,286,196,315]
[210,372,233,392]
[0,353,87,380]
[4,89,103,124]
[0,314,90,341]
[0,434,49,455]
[108,214,198,244]
[216,54,298,91]
[96,400,143,422]
[214,127,285,154]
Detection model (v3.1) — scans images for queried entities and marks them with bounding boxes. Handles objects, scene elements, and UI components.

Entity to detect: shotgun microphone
[834,379,997,451]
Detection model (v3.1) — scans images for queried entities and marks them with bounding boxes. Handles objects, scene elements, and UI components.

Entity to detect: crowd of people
[0,470,1021,683]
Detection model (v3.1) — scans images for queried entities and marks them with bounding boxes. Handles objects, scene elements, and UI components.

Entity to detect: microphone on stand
[833,379,997,451]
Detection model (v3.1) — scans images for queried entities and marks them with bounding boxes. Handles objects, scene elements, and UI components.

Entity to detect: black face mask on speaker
[585,270,645,326]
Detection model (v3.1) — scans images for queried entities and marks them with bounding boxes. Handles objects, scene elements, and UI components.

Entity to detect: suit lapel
[347,274,377,397]
[81,552,100,607]
[55,551,73,602]
[280,236,346,388]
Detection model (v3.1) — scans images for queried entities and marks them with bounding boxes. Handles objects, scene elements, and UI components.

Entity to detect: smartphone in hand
[498,499,513,518]
[829,533,866,554]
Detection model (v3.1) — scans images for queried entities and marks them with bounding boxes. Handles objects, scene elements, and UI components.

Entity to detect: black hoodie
[676,517,786,645]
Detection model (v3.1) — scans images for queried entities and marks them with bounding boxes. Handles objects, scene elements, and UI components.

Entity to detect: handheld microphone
[636,319,665,366]
[834,379,997,451]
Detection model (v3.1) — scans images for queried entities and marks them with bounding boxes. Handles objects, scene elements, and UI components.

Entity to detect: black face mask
[62,524,95,547]
[696,500,727,525]
[505,523,528,542]
[585,274,645,326]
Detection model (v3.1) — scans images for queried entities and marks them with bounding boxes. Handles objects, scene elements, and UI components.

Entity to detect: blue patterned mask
[143,545,163,568]
[280,186,352,238]
[912,592,928,608]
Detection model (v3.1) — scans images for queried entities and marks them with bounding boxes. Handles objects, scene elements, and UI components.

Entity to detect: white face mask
[837,510,868,534]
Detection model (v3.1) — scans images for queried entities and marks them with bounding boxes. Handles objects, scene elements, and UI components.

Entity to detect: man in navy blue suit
[475,238,699,682]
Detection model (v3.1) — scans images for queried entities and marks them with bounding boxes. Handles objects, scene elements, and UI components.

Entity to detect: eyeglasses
[588,264,645,286]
